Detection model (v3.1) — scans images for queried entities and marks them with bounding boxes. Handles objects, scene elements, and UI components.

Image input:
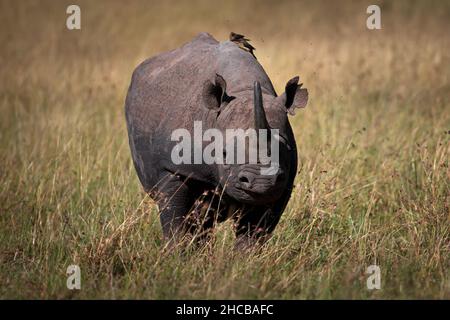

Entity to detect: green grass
[0,0,449,299]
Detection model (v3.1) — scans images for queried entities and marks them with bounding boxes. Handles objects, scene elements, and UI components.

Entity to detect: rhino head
[202,74,308,205]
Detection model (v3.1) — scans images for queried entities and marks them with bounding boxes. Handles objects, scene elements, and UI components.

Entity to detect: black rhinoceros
[125,32,308,248]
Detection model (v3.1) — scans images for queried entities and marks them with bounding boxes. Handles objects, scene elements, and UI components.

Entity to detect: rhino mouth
[224,165,286,204]
[229,186,284,205]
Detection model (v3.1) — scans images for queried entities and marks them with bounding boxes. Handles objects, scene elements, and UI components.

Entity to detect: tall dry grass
[0,0,449,298]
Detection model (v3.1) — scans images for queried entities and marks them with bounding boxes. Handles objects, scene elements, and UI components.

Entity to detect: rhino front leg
[233,206,282,250]
[154,172,195,245]
[233,178,294,251]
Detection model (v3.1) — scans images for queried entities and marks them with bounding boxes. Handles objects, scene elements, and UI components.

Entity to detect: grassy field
[0,0,449,299]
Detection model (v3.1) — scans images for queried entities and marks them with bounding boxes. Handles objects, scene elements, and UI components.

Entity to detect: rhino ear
[277,76,308,116]
[202,74,227,110]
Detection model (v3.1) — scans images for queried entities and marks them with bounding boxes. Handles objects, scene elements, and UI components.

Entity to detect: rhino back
[125,33,219,135]
[215,41,276,96]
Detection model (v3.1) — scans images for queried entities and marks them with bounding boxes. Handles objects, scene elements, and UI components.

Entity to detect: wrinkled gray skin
[125,33,308,248]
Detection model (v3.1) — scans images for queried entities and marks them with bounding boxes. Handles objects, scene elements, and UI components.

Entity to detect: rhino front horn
[254,81,269,130]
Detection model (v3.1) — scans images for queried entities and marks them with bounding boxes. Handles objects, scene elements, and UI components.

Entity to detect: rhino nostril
[237,172,253,189]
[239,176,250,184]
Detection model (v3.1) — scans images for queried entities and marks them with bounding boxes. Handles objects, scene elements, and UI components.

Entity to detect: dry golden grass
[0,0,449,298]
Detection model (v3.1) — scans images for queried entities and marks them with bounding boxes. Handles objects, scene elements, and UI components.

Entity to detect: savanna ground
[0,0,449,299]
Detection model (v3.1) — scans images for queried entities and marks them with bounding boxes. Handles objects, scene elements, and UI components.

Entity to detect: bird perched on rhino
[230,32,256,59]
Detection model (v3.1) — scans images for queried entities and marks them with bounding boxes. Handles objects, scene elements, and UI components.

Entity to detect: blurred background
[0,0,449,299]
[1,0,449,150]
